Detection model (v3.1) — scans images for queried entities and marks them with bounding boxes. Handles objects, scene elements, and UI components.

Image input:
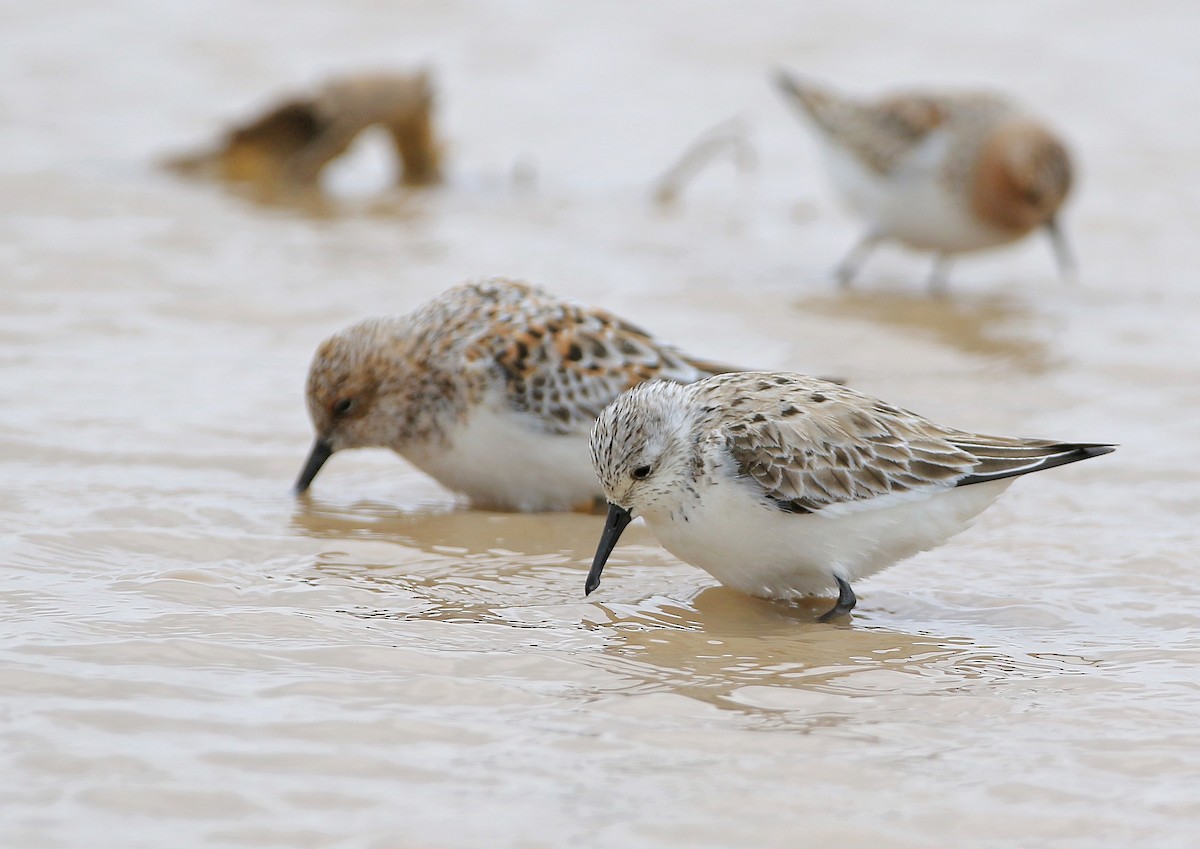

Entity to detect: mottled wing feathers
[710,374,1111,514]
[874,94,946,143]
[774,70,1021,181]
[458,280,736,434]
[774,70,947,175]
[718,377,976,513]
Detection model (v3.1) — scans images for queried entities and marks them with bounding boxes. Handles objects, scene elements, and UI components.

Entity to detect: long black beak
[294,439,333,494]
[1045,217,1076,281]
[585,503,632,596]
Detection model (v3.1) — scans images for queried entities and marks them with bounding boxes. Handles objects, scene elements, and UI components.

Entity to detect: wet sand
[2,1,1199,847]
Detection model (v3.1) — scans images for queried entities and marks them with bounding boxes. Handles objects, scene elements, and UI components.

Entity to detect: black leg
[833,229,882,289]
[818,576,856,622]
[927,253,952,296]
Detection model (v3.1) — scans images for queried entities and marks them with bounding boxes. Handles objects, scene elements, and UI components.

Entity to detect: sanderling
[586,372,1113,620]
[774,70,1074,293]
[295,279,739,512]
[167,70,441,189]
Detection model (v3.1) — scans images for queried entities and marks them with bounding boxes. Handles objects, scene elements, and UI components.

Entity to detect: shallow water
[3,1,1200,847]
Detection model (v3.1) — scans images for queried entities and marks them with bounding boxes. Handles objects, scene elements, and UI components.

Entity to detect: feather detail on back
[704,373,1112,514]
[774,69,1015,182]
[774,70,954,175]
[454,280,739,434]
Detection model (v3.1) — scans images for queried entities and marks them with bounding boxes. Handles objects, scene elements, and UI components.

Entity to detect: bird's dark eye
[632,465,652,480]
[332,398,354,415]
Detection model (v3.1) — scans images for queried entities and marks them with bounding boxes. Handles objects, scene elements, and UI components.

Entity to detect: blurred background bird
[295,279,743,512]
[774,70,1074,294]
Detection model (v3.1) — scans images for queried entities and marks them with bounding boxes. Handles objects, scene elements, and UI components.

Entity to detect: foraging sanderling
[295,279,738,512]
[774,70,1074,293]
[586,372,1113,620]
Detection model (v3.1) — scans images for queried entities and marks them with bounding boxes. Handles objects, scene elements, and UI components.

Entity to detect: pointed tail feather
[772,68,829,124]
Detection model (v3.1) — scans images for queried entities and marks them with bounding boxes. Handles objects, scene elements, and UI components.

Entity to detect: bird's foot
[817,576,856,622]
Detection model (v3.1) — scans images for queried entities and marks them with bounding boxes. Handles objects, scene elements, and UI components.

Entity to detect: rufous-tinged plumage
[774,70,1074,292]
[586,372,1113,619]
[295,279,738,511]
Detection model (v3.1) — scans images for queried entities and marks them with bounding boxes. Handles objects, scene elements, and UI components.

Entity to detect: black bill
[585,503,632,596]
[1045,216,1076,280]
[294,439,333,493]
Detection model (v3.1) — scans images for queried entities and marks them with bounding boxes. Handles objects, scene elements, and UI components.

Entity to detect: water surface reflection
[289,501,1095,725]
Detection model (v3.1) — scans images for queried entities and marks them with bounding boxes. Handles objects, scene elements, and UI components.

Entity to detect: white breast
[402,400,601,512]
[821,132,1012,254]
[644,473,1014,600]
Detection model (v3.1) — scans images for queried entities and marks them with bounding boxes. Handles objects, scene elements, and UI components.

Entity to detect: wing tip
[679,354,749,379]
[957,441,1116,487]
[772,66,798,91]
[772,67,820,110]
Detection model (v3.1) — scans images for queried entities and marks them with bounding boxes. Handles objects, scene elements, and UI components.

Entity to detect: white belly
[822,134,1013,254]
[402,404,600,512]
[644,474,1014,600]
